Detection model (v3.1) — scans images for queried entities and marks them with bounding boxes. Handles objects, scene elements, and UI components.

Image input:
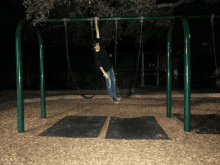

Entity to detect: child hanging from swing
[91,17,121,104]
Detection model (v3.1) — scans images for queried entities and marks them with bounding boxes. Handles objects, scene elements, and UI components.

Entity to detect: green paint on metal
[16,15,218,133]
[35,26,46,119]
[47,15,220,23]
[16,21,46,133]
[47,16,176,22]
[167,20,175,118]
[16,20,25,133]
[187,15,220,19]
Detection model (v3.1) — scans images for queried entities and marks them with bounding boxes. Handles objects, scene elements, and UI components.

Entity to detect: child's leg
[105,70,114,98]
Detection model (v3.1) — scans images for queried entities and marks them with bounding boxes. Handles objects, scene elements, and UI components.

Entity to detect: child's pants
[104,67,117,98]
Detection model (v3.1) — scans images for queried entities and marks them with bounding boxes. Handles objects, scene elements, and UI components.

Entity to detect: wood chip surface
[0,91,220,164]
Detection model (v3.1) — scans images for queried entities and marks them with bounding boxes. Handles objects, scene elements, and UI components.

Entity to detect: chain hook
[64,18,67,28]
[115,17,118,29]
[140,16,144,27]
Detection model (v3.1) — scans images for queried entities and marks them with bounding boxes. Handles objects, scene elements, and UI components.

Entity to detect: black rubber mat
[39,116,107,138]
[174,114,220,134]
[105,116,170,140]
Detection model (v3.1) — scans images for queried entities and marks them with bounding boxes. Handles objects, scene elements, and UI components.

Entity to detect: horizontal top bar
[47,15,220,22]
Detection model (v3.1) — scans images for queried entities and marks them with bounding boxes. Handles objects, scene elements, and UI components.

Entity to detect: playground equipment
[15,15,220,133]
[211,14,220,87]
[64,16,142,99]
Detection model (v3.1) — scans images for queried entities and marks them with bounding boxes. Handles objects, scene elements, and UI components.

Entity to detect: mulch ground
[0,92,220,164]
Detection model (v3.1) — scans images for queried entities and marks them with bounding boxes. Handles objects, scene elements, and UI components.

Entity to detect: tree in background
[21,0,219,47]
[1,0,219,89]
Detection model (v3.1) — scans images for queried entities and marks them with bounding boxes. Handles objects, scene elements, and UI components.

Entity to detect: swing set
[64,17,143,99]
[15,15,219,133]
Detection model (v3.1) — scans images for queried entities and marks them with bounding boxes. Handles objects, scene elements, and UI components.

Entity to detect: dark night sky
[1,0,220,90]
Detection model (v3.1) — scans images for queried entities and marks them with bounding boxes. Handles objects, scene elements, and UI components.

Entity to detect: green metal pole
[16,19,25,133]
[47,16,176,22]
[182,17,191,132]
[47,15,220,24]
[188,15,220,19]
[35,26,46,118]
[167,21,175,118]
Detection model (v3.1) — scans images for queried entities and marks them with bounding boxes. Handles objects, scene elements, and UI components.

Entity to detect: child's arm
[94,17,100,38]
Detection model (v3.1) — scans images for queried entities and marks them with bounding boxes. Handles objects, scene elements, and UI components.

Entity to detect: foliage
[22,0,173,47]
[21,0,219,48]
[23,0,162,26]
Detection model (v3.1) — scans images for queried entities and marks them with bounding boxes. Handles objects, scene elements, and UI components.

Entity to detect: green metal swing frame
[15,15,220,133]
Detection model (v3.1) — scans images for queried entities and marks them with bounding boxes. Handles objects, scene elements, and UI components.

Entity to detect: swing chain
[132,16,143,91]
[211,14,220,84]
[115,17,118,29]
[139,16,143,47]
[115,17,118,74]
[64,18,67,29]
[63,17,98,98]
[90,17,94,39]
[140,16,144,27]
[211,14,214,26]
[90,17,93,27]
